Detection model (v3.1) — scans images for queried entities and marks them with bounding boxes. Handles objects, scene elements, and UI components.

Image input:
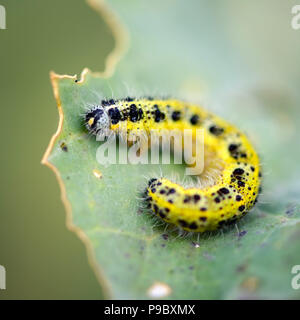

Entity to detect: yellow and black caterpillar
[85,97,261,233]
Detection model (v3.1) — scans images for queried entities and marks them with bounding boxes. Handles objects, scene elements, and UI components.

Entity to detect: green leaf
[43,0,300,299]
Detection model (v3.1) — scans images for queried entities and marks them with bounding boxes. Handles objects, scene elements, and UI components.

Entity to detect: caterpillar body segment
[85,98,261,232]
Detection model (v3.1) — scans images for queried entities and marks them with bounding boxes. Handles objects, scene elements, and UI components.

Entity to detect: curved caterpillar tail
[85,97,262,233]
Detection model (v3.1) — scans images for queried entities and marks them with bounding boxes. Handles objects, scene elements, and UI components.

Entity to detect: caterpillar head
[85,105,110,137]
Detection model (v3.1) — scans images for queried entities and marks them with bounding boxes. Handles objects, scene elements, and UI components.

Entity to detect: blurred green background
[0,0,113,299]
